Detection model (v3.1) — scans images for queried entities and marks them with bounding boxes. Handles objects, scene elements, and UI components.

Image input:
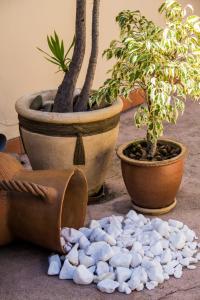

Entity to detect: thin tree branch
[74,0,100,112]
[53,0,86,112]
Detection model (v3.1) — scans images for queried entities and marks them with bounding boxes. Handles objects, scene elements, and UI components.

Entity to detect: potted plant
[91,0,200,214]
[15,0,123,197]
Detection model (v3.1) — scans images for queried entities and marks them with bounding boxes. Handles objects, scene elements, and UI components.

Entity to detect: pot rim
[116,138,187,167]
[15,89,123,124]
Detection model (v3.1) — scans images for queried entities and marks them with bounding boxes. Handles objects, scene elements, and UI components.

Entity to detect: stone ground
[0,100,200,300]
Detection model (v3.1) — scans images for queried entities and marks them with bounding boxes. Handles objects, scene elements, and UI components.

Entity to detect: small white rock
[170,232,186,249]
[160,248,172,264]
[131,251,142,267]
[67,243,79,265]
[150,241,163,256]
[118,282,132,294]
[59,259,76,279]
[116,267,132,283]
[146,281,158,290]
[93,272,115,283]
[174,264,183,278]
[79,235,90,250]
[78,250,95,268]
[88,265,96,274]
[86,241,114,262]
[145,260,164,283]
[89,220,101,229]
[61,228,83,243]
[79,227,93,239]
[109,253,132,268]
[97,279,119,294]
[73,265,94,285]
[187,265,197,270]
[96,261,109,276]
[179,257,190,267]
[48,254,61,275]
[169,219,183,229]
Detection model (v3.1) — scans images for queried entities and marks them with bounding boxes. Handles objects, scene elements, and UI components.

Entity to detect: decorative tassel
[73,134,86,165]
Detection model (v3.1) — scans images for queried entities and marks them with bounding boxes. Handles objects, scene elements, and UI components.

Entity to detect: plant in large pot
[91,0,200,214]
[15,0,123,197]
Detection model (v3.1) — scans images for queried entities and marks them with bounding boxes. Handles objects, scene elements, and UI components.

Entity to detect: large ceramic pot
[117,139,187,215]
[15,90,123,196]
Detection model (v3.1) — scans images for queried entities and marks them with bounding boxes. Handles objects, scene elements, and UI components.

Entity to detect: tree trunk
[53,0,86,112]
[146,132,157,159]
[74,0,100,112]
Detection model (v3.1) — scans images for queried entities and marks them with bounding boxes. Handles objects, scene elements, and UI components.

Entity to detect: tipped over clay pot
[0,153,88,253]
[117,139,187,215]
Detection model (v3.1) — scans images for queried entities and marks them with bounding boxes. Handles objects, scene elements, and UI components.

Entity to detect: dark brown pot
[117,139,187,215]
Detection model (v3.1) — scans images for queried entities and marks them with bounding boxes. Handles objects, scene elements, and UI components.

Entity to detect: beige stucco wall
[0,0,200,139]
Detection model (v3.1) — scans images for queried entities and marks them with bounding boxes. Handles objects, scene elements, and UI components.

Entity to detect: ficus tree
[39,0,100,113]
[91,0,200,159]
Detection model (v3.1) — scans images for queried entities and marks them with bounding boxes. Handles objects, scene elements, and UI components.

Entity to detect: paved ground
[0,100,200,300]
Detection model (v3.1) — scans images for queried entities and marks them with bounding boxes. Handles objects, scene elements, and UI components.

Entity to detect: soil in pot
[123,140,181,161]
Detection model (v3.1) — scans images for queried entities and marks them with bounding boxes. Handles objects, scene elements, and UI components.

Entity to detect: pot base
[131,199,177,215]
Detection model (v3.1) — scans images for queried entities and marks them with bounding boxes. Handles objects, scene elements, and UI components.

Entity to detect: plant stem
[53,0,86,112]
[145,90,157,159]
[146,134,157,159]
[74,0,100,112]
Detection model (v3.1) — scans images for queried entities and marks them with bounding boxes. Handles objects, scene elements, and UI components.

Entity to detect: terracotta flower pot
[0,153,88,253]
[117,139,187,215]
[15,90,123,197]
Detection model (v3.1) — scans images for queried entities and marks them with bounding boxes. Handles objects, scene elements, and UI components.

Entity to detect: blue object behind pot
[0,134,7,152]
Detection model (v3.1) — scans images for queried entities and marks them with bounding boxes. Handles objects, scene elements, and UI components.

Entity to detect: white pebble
[131,251,142,267]
[174,264,183,279]
[86,241,114,262]
[79,235,90,250]
[146,281,158,290]
[170,232,186,249]
[118,282,132,294]
[116,267,132,283]
[59,259,76,279]
[96,261,109,276]
[48,254,61,275]
[160,248,172,264]
[73,265,94,285]
[67,243,79,265]
[61,228,83,243]
[94,272,115,283]
[109,253,132,268]
[79,227,93,239]
[169,219,183,229]
[89,220,101,229]
[97,279,119,294]
[187,265,197,270]
[78,250,95,268]
[150,241,163,256]
[88,265,96,274]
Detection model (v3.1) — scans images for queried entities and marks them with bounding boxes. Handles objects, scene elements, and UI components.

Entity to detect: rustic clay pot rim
[15,89,123,124]
[117,138,187,167]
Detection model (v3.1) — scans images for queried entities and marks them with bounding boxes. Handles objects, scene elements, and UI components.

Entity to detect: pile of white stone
[48,210,200,294]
